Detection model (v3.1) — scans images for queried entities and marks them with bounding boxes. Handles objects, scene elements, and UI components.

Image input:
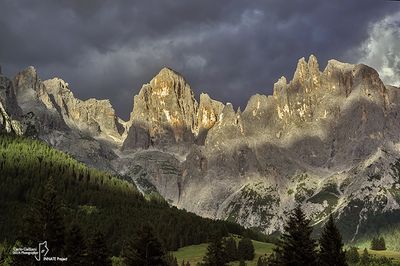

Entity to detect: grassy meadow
[173,237,275,266]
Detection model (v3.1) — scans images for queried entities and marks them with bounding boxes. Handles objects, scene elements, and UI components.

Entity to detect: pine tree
[239,258,246,266]
[371,237,378,250]
[345,247,360,264]
[371,236,386,250]
[318,215,347,266]
[201,234,227,266]
[21,177,65,258]
[238,238,255,261]
[164,252,178,266]
[0,240,13,266]
[224,237,237,262]
[65,223,87,265]
[379,236,386,250]
[86,230,110,265]
[270,206,317,266]
[123,224,166,266]
[257,256,267,266]
[360,248,370,265]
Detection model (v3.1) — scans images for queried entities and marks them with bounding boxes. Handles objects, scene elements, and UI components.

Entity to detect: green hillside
[173,239,400,266]
[0,134,263,259]
[173,237,275,266]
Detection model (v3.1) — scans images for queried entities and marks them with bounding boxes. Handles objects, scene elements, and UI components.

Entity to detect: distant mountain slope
[0,134,262,255]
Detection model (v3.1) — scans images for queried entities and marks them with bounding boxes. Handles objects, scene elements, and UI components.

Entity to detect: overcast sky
[0,0,399,119]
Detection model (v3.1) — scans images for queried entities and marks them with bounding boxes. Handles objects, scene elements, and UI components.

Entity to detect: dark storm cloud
[0,0,399,119]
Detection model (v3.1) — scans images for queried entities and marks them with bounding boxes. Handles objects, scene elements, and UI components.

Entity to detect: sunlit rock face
[12,67,125,143]
[43,78,125,144]
[196,93,224,144]
[123,67,222,150]
[12,67,121,170]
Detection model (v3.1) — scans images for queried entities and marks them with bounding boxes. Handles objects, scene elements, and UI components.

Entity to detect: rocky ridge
[2,56,400,243]
[0,66,22,134]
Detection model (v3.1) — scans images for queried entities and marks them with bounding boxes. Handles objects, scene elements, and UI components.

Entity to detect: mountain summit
[123,67,224,150]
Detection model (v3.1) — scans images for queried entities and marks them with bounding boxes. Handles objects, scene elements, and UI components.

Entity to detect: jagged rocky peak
[219,103,237,125]
[204,102,245,147]
[11,67,124,142]
[123,67,199,150]
[14,66,46,104]
[241,94,274,135]
[292,54,321,84]
[197,93,224,132]
[0,69,23,134]
[43,77,126,143]
[271,55,389,127]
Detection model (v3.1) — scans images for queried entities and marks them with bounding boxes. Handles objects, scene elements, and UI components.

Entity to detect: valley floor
[173,239,400,266]
[173,238,275,266]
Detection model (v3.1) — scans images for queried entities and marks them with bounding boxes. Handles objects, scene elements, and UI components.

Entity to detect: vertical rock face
[205,103,244,147]
[271,56,388,136]
[123,68,226,150]
[196,93,224,144]
[14,66,67,134]
[12,67,124,143]
[43,78,125,143]
[0,71,22,134]
[124,68,201,150]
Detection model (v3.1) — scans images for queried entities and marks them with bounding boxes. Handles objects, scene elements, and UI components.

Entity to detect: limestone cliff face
[12,67,124,143]
[0,68,22,134]
[272,55,388,130]
[13,66,67,134]
[43,78,125,143]
[196,93,225,144]
[123,68,223,150]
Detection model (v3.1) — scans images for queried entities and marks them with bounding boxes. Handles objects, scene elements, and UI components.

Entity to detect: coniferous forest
[0,134,263,264]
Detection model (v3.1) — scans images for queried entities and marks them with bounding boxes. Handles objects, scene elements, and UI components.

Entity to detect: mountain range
[1,55,400,242]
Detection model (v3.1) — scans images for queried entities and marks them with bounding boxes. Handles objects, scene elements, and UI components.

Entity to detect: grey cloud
[0,0,399,119]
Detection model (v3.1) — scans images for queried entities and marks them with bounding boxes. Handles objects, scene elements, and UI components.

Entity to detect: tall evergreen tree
[238,238,255,261]
[270,205,317,266]
[360,248,370,265]
[123,224,166,266]
[224,237,237,262]
[257,256,267,266]
[345,247,360,264]
[164,252,178,266]
[201,234,227,266]
[318,215,347,266]
[379,236,386,250]
[22,177,65,258]
[86,230,110,266]
[371,236,386,250]
[65,223,87,265]
[0,240,13,266]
